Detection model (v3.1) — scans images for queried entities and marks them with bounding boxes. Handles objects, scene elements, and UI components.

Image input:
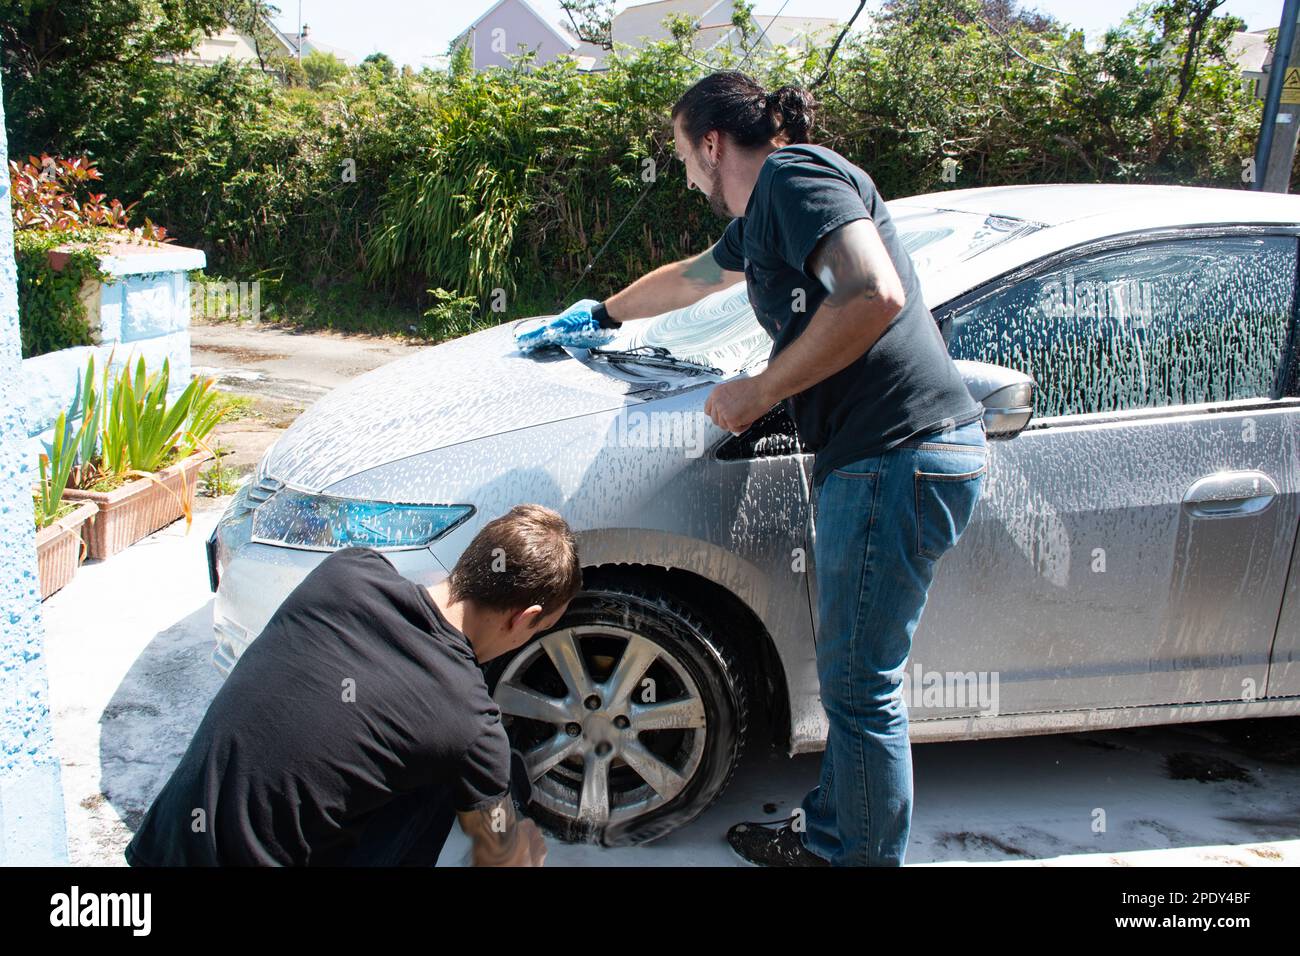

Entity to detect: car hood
[263,320,663,491]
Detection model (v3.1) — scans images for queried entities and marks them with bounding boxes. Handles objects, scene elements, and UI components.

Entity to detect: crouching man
[126,504,581,866]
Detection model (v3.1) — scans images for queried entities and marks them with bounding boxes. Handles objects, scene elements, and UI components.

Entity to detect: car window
[946,236,1299,418]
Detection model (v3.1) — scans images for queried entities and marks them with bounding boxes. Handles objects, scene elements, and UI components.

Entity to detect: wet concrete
[39,500,1300,867]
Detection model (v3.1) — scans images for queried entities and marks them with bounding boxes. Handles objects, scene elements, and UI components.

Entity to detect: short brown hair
[449,504,582,618]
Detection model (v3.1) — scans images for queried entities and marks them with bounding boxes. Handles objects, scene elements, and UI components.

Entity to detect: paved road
[191,318,421,475]
[191,317,420,404]
[40,503,1300,867]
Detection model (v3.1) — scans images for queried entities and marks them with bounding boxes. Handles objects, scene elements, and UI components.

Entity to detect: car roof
[891,183,1300,228]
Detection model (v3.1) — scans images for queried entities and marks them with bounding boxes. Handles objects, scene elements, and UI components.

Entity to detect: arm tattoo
[457,795,525,866]
[810,219,884,307]
[684,248,726,288]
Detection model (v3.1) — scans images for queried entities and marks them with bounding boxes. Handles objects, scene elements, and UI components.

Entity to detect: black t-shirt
[125,547,510,866]
[712,143,984,488]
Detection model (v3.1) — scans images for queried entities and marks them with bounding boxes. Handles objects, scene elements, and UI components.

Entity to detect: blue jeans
[801,417,987,866]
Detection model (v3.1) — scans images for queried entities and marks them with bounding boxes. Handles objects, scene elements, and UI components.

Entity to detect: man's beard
[704,167,730,218]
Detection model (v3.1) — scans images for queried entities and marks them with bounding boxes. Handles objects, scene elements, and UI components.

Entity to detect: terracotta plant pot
[35,500,98,600]
[64,450,214,559]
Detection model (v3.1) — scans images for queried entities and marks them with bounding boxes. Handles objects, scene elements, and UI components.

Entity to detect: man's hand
[457,795,548,866]
[704,376,775,435]
[514,299,615,354]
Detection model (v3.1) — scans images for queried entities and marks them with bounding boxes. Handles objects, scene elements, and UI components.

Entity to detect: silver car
[208,183,1300,845]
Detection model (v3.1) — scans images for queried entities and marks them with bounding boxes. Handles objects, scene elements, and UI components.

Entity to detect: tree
[953,0,1060,33]
[360,52,396,82]
[302,50,349,89]
[0,0,229,153]
[560,0,616,49]
[225,0,297,77]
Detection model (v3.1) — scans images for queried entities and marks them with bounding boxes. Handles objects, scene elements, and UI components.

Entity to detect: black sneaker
[727,818,830,867]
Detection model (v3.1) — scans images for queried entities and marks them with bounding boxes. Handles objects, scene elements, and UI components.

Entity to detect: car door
[911,229,1300,718]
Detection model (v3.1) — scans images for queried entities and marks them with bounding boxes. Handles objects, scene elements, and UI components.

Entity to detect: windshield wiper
[586,345,723,378]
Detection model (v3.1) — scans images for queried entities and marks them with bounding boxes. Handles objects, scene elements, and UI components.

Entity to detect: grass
[213,391,258,422]
[200,460,242,497]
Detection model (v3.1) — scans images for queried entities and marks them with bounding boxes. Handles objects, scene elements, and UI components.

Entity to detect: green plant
[100,356,217,476]
[34,409,89,529]
[8,154,170,240]
[302,50,350,90]
[200,456,241,497]
[179,374,223,458]
[211,391,258,422]
[66,350,108,490]
[10,154,173,357]
[420,288,482,342]
[14,229,103,357]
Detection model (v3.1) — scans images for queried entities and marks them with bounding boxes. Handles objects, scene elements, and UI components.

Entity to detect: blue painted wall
[21,245,205,468]
[0,71,69,865]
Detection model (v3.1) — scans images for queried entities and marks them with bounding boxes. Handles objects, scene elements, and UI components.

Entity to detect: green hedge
[14,229,105,358]
[2,0,1272,339]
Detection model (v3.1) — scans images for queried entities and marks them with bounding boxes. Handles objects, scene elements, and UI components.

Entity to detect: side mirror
[954,360,1036,440]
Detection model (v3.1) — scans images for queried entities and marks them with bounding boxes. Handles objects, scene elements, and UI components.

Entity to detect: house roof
[284,32,359,65]
[612,0,730,47]
[455,0,579,50]
[1228,29,1273,74]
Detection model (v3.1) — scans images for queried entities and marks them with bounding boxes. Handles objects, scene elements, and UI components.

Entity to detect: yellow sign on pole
[1283,67,1300,105]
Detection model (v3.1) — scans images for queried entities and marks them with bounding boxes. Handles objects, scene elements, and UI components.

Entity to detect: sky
[270,0,1286,68]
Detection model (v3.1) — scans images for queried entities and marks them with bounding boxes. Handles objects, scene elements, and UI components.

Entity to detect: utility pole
[298,0,304,62]
[1254,0,1300,193]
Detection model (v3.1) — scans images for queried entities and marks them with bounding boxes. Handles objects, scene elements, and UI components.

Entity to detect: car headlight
[251,488,474,551]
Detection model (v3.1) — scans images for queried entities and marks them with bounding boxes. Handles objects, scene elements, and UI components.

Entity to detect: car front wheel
[490,583,749,846]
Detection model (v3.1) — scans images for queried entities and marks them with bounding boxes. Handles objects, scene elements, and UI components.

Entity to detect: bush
[2,0,1272,341]
[9,154,172,357]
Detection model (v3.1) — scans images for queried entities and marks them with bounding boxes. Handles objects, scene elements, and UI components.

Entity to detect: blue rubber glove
[514,299,616,354]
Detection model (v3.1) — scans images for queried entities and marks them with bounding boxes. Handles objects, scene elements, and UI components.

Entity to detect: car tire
[488,582,749,847]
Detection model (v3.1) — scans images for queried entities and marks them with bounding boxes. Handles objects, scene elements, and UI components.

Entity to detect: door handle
[1183,471,1278,518]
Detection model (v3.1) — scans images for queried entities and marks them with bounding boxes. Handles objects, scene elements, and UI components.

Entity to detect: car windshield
[602,207,1042,378]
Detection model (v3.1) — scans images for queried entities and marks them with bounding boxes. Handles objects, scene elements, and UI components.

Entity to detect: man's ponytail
[766,85,816,144]
[672,71,817,149]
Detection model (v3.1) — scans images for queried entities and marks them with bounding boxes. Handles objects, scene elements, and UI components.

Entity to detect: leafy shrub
[9,154,169,239]
[9,154,173,357]
[1,0,1273,342]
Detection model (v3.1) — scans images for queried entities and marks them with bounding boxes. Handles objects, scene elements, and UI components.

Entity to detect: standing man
[517,72,986,866]
[126,504,580,866]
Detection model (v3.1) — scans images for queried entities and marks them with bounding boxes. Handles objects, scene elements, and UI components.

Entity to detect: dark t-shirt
[712,143,983,487]
[125,547,510,866]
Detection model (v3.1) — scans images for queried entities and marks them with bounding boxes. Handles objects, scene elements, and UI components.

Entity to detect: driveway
[38,318,1300,866]
[39,501,1300,866]
[191,317,421,476]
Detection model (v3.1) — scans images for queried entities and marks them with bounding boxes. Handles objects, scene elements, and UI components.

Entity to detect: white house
[172,21,297,67]
[573,0,844,72]
[172,17,356,70]
[451,0,581,71]
[1228,29,1274,99]
[283,30,360,66]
